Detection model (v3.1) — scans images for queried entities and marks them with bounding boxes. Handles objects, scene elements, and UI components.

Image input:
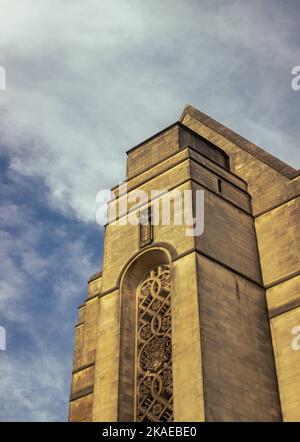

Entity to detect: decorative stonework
[136,265,173,422]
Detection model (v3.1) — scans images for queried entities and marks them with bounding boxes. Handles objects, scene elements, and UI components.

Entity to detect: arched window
[118,248,174,422]
[135,265,173,422]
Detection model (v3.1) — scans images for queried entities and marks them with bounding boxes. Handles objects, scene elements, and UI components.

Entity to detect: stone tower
[69,105,300,422]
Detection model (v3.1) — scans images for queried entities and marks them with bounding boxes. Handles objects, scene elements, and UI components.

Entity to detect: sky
[0,0,299,421]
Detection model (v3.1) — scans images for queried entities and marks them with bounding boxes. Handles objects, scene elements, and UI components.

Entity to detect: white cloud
[0,0,298,224]
[0,204,40,321]
[0,199,96,321]
[0,197,97,420]
[0,348,68,421]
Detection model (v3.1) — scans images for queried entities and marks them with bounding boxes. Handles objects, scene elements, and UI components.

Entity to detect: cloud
[0,195,97,320]
[0,203,40,322]
[0,172,99,420]
[0,0,299,224]
[0,348,68,422]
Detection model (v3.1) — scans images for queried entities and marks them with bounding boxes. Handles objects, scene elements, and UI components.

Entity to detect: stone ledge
[72,361,95,375]
[181,104,299,179]
[70,385,94,402]
[269,297,300,319]
[88,271,102,283]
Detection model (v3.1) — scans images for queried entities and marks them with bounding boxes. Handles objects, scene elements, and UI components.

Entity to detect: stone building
[69,105,300,422]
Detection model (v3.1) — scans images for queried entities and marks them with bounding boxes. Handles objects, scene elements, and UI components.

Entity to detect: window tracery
[136,265,173,422]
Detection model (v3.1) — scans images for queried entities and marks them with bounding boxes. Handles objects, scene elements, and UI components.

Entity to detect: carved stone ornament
[136,265,173,422]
